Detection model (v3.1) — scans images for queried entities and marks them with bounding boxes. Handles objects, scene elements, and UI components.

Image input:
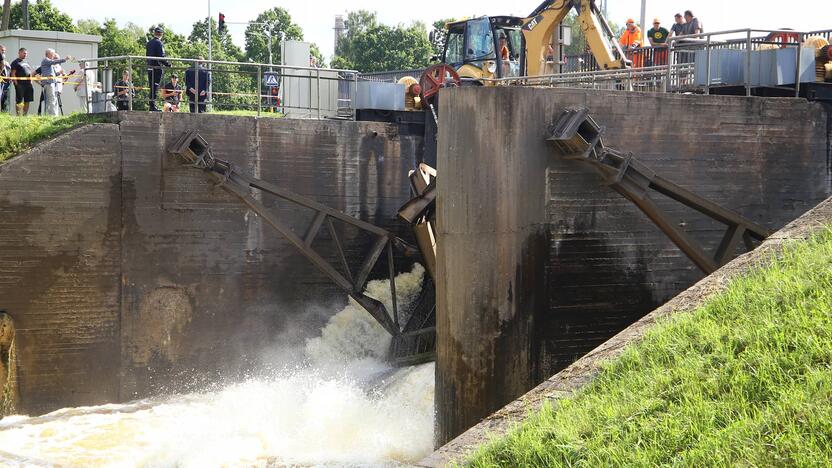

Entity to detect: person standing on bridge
[682,10,703,36]
[185,59,210,114]
[647,18,670,66]
[114,70,134,111]
[146,27,171,112]
[10,48,34,116]
[0,45,7,111]
[619,19,643,67]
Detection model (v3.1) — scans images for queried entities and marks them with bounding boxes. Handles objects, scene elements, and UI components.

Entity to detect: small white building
[1,29,101,115]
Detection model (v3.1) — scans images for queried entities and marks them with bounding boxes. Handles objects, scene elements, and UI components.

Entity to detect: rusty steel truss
[168,130,436,365]
[548,107,772,274]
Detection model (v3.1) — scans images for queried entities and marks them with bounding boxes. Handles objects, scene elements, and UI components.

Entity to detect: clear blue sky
[52,0,830,60]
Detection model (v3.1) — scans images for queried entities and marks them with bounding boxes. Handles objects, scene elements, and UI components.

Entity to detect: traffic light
[218,13,226,33]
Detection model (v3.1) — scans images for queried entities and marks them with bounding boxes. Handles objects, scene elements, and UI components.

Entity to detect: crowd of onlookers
[0,26,213,117]
[0,44,97,116]
[617,11,703,67]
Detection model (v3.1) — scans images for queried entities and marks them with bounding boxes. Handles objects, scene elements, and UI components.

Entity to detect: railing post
[353,72,358,121]
[82,61,91,113]
[193,60,199,114]
[705,34,712,95]
[794,36,802,98]
[745,30,752,97]
[127,57,133,111]
[257,64,262,117]
[316,67,321,119]
[665,42,673,93]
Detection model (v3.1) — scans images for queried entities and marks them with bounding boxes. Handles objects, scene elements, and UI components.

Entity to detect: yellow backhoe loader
[434,0,628,84]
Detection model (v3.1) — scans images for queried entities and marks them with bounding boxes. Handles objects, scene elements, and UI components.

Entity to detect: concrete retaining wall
[435,87,831,444]
[421,195,832,467]
[0,113,422,414]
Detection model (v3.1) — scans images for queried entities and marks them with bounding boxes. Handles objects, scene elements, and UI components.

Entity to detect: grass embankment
[211,109,284,118]
[469,228,832,467]
[0,113,108,163]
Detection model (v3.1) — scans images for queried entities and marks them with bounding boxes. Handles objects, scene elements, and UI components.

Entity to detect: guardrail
[496,28,832,97]
[77,55,360,119]
[358,68,427,83]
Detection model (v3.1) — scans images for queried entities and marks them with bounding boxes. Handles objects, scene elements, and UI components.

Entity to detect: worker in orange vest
[619,19,644,67]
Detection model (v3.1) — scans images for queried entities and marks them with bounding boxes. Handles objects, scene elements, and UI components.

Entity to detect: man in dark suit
[146,26,171,111]
[184,59,211,113]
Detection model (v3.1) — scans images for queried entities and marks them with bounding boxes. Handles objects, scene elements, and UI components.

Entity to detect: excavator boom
[523,0,627,75]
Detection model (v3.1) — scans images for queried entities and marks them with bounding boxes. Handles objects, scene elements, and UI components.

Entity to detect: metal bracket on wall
[549,107,772,275]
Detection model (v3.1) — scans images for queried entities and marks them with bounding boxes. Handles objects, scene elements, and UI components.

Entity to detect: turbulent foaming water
[0,265,434,467]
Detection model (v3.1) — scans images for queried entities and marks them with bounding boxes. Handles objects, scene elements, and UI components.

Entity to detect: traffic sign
[264,72,280,87]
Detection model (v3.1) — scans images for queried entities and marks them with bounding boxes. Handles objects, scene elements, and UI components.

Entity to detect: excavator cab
[442,16,526,81]
[437,1,628,84]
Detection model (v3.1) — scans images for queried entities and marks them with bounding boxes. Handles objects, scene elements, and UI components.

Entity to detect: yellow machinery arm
[523,0,628,75]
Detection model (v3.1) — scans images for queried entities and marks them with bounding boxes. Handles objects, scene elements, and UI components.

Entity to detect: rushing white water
[0,264,434,467]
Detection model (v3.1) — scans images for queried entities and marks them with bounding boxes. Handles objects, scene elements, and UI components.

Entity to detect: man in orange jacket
[619,18,643,66]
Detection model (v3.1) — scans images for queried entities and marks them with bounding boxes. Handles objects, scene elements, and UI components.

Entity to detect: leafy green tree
[244,7,303,65]
[332,13,432,73]
[429,18,457,58]
[563,13,621,56]
[0,0,75,32]
[332,10,377,68]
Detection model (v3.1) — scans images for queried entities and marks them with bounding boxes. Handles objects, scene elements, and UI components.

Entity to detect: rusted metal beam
[548,107,771,274]
[168,130,400,337]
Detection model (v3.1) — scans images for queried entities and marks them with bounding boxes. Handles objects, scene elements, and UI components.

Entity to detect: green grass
[468,228,832,467]
[211,109,284,118]
[0,113,109,163]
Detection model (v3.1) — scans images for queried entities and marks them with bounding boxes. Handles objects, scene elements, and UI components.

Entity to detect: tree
[0,0,75,32]
[562,13,621,56]
[244,7,303,65]
[429,18,457,58]
[333,10,377,68]
[332,15,432,73]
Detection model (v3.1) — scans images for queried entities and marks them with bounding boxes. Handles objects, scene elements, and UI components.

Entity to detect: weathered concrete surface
[434,87,831,445]
[0,113,422,414]
[0,125,123,413]
[420,195,832,467]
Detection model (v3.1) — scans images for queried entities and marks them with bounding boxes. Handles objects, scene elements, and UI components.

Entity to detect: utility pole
[21,0,28,29]
[1,0,11,30]
[640,0,647,45]
[207,1,212,63]
[207,0,212,111]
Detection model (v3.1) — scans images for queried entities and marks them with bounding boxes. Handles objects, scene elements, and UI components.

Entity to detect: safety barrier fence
[358,68,428,83]
[75,55,360,119]
[527,28,832,96]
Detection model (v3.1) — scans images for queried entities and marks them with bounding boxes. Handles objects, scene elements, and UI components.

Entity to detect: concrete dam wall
[0,113,423,414]
[435,87,831,444]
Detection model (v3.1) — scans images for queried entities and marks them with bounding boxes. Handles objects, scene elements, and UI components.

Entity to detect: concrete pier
[0,113,422,414]
[435,87,831,445]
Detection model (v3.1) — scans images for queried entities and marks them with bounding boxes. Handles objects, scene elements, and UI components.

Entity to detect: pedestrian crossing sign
[264,73,280,87]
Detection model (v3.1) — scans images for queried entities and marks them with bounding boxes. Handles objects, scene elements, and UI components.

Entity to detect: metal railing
[358,68,428,83]
[77,55,361,119]
[493,28,832,97]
